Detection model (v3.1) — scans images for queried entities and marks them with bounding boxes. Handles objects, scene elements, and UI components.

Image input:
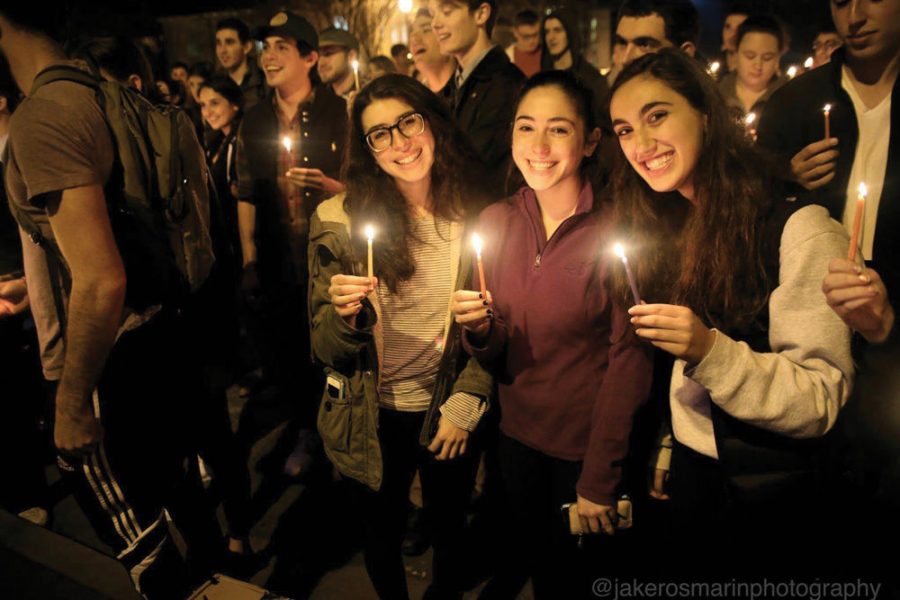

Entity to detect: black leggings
[354,408,480,600]
[481,433,618,600]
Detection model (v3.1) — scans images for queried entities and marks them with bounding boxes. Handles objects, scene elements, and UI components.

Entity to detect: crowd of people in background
[1,0,898,599]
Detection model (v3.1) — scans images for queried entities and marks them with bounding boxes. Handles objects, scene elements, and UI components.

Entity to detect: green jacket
[308,194,493,491]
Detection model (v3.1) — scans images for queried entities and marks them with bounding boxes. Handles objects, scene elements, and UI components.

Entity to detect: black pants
[0,313,49,513]
[355,408,480,600]
[668,441,833,579]
[244,283,321,423]
[56,312,201,599]
[481,433,616,600]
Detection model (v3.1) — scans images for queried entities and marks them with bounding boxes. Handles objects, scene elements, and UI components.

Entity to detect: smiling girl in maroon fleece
[451,70,653,599]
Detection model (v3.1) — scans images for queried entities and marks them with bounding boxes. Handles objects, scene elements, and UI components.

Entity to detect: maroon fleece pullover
[464,183,653,505]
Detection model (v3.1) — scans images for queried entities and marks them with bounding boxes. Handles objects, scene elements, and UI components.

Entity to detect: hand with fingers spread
[328,274,377,327]
[576,495,618,536]
[629,303,716,364]
[790,138,839,191]
[822,259,895,344]
[427,416,469,461]
[450,289,493,343]
[285,167,346,196]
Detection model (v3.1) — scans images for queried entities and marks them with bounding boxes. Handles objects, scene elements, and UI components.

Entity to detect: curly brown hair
[343,74,488,293]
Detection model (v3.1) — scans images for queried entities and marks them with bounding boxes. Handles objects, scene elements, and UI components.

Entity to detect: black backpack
[10,65,215,323]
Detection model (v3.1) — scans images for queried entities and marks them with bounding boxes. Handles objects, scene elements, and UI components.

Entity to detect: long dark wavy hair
[607,49,777,331]
[506,69,605,198]
[343,74,486,293]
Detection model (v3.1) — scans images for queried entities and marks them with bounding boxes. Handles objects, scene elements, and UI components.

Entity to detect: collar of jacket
[312,193,474,386]
[462,46,514,86]
[516,178,595,220]
[514,179,596,253]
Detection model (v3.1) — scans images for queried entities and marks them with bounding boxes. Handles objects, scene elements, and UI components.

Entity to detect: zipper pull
[534,254,542,268]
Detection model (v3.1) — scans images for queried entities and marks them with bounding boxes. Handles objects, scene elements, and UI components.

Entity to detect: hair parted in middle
[607,48,781,332]
[343,74,488,293]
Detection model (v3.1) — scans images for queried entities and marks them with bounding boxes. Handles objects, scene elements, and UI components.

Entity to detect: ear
[0,96,7,114]
[474,2,492,28]
[680,41,696,57]
[243,40,254,55]
[348,49,358,62]
[584,127,602,157]
[305,50,319,67]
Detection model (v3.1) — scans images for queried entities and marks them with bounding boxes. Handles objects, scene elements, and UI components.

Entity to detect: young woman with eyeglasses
[308,74,492,600]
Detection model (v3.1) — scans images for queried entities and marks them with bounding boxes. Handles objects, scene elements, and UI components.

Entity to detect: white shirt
[841,66,892,260]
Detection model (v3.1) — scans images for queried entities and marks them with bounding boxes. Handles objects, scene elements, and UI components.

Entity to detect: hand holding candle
[848,182,866,262]
[614,243,641,306]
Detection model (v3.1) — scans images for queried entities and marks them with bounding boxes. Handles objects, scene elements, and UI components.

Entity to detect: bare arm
[238,200,257,267]
[47,184,126,453]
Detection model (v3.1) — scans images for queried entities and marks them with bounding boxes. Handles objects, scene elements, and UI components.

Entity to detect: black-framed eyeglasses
[364,112,426,152]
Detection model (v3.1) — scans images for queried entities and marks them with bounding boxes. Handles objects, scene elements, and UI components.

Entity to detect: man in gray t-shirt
[1,7,199,598]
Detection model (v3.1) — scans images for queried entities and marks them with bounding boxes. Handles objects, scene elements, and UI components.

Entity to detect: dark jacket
[308,195,493,490]
[442,46,525,198]
[540,9,610,127]
[718,70,785,122]
[235,85,347,287]
[757,48,900,300]
[758,49,900,511]
[239,59,267,113]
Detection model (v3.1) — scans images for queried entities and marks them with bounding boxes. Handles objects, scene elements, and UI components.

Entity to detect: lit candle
[848,183,866,262]
[804,56,814,70]
[365,225,375,279]
[823,104,831,140]
[472,233,486,296]
[744,112,757,128]
[708,61,720,77]
[351,59,360,91]
[282,136,294,165]
[787,65,798,79]
[613,243,641,306]
[399,0,413,13]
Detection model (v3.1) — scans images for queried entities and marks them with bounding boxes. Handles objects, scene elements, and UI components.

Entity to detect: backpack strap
[7,198,70,333]
[30,65,100,96]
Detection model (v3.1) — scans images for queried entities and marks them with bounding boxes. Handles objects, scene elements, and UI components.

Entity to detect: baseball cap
[318,28,360,53]
[255,11,319,48]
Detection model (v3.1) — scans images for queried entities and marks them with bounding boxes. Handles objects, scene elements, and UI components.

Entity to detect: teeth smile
[396,150,421,165]
[644,153,673,171]
[529,160,555,170]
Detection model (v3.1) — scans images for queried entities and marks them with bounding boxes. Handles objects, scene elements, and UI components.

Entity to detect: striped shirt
[376,216,486,430]
[378,216,453,412]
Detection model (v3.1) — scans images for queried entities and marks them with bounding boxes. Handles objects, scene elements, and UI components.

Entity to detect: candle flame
[709,61,720,74]
[472,233,483,256]
[351,59,359,72]
[745,112,756,126]
[858,182,868,198]
[282,136,292,152]
[365,225,375,241]
[613,243,626,260]
[787,66,798,79]
[804,56,814,69]
[823,103,831,113]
